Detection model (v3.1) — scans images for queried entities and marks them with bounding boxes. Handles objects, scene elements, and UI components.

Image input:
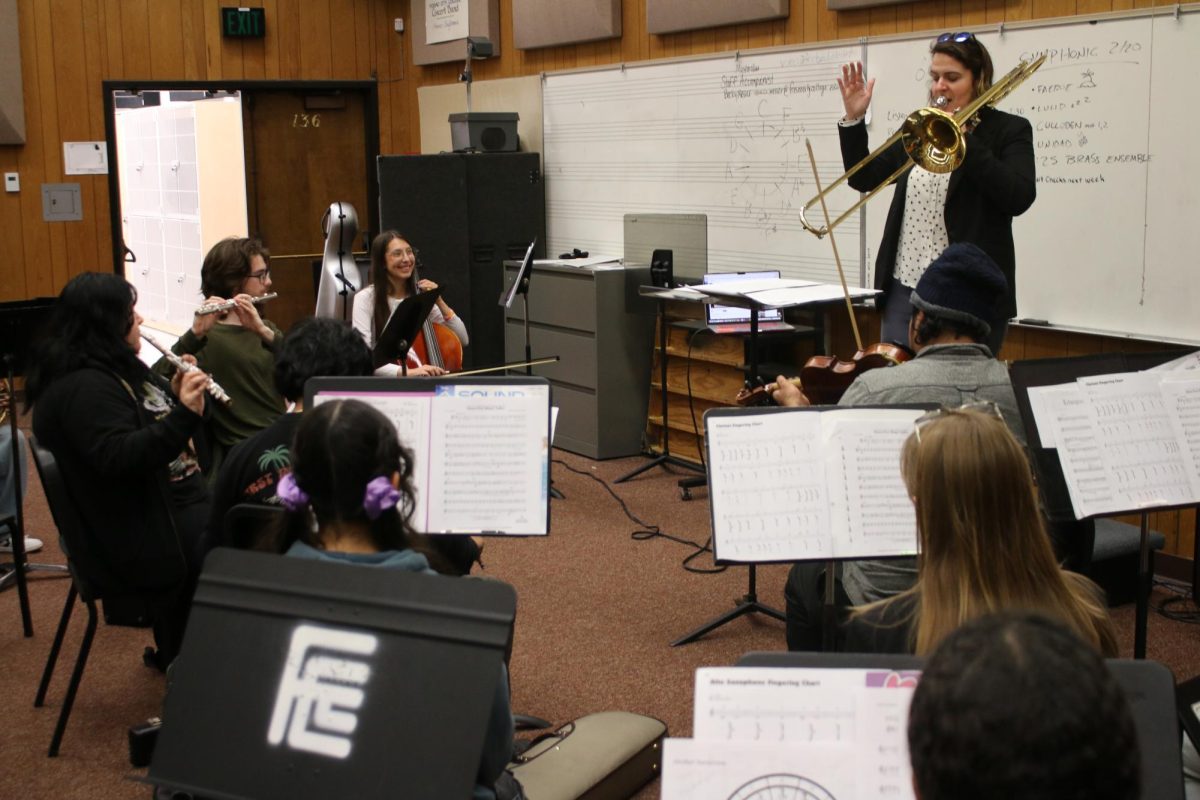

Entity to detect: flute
[194,292,278,317]
[141,333,233,406]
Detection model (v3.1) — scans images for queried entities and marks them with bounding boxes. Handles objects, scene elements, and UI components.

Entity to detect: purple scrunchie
[362,475,402,521]
[276,472,310,511]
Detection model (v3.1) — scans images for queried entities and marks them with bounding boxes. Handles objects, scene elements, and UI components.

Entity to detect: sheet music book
[662,666,918,800]
[304,377,551,536]
[692,278,878,309]
[1026,369,1200,518]
[704,406,928,563]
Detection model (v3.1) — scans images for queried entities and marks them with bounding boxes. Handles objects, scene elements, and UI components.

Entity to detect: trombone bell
[901,107,963,174]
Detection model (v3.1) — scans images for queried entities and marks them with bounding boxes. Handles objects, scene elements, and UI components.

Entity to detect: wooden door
[243,90,370,333]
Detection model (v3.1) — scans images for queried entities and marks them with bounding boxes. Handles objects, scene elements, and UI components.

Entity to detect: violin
[735,139,911,408]
[735,342,912,406]
[409,266,464,372]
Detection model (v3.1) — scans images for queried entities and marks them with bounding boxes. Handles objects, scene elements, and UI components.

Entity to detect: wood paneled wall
[2,0,1180,302]
[4,0,1192,559]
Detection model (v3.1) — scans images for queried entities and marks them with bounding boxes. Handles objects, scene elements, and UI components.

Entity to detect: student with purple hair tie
[263,398,517,799]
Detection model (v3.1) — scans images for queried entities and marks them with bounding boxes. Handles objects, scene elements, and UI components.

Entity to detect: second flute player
[153,237,286,475]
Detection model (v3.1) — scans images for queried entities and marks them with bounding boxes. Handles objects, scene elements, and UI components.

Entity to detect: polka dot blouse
[893,167,951,288]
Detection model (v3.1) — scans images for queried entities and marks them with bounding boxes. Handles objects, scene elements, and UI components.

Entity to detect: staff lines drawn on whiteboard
[726,774,839,800]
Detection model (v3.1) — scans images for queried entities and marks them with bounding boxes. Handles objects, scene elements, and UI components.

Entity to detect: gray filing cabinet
[503,261,655,459]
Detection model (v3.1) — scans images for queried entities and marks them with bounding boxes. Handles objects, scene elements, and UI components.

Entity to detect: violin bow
[804,138,864,352]
[449,356,560,377]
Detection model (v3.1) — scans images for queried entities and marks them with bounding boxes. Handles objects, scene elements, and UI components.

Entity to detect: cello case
[315,201,368,321]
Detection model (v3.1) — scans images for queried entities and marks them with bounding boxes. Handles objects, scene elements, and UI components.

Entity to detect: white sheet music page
[680,666,917,800]
[313,391,436,528]
[1079,372,1196,513]
[1156,376,1200,498]
[706,412,830,561]
[821,408,921,559]
[1026,383,1079,449]
[662,739,858,800]
[1044,383,1114,519]
[424,383,550,535]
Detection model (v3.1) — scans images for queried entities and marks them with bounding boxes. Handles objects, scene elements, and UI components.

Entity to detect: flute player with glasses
[157,237,287,473]
[836,32,1036,355]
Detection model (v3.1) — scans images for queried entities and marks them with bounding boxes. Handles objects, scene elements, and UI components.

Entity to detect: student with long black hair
[27,272,213,664]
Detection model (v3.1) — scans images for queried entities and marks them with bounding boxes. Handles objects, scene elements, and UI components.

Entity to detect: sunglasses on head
[937,31,976,44]
[913,400,1003,443]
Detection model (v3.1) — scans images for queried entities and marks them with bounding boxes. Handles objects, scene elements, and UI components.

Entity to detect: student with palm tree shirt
[206,317,372,547]
[207,317,482,575]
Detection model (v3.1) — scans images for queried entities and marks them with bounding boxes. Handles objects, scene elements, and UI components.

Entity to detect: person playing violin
[777,242,1028,652]
[351,231,469,377]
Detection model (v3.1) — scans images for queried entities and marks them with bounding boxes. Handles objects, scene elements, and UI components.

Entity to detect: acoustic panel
[0,0,26,144]
[645,0,788,35]
[418,75,543,155]
[513,0,621,50]
[411,0,501,66]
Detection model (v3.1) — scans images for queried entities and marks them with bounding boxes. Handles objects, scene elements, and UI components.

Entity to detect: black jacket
[32,367,204,594]
[839,106,1036,318]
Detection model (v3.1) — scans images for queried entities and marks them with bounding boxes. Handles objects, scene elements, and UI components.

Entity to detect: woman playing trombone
[837,33,1035,354]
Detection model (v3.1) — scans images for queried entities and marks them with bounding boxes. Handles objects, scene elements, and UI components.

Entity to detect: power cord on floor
[552,458,726,574]
[1154,576,1200,624]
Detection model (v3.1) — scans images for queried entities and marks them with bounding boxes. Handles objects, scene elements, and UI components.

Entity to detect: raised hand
[837,61,875,121]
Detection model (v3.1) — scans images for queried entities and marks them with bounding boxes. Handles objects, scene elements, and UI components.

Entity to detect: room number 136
[292,113,321,128]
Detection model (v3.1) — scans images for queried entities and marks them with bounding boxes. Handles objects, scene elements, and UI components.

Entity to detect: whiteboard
[542,42,865,283]
[542,7,1200,343]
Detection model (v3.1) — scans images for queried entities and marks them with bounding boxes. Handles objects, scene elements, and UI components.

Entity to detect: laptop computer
[702,270,795,334]
[148,548,516,800]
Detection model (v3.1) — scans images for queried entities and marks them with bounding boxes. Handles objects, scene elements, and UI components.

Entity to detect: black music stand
[1011,349,1199,659]
[670,302,779,643]
[372,290,442,374]
[0,298,69,636]
[499,240,564,499]
[615,284,708,484]
[147,548,515,800]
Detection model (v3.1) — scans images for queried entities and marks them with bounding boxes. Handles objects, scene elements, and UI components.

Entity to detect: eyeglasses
[913,400,1003,443]
[248,266,271,282]
[388,247,417,259]
[937,31,976,44]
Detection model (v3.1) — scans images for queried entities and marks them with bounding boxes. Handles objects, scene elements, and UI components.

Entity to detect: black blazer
[839,106,1036,319]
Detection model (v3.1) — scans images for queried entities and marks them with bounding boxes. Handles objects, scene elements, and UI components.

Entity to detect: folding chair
[29,437,175,757]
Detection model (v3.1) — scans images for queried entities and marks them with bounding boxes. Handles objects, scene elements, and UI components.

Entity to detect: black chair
[28,437,173,757]
[222,502,286,550]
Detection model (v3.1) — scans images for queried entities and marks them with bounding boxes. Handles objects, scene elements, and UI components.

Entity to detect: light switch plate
[3,172,17,192]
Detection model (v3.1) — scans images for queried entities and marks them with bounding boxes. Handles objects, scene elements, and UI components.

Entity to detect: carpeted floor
[2,433,1199,799]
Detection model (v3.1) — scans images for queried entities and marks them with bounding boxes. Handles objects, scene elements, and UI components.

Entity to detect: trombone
[799,53,1047,238]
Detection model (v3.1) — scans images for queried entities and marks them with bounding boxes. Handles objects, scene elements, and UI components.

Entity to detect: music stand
[147,548,515,800]
[372,289,442,373]
[499,240,564,499]
[1011,349,1199,659]
[615,276,708,484]
[0,298,69,636]
[738,652,1185,800]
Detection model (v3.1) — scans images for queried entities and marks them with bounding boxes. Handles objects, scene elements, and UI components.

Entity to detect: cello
[736,140,910,406]
[409,266,464,372]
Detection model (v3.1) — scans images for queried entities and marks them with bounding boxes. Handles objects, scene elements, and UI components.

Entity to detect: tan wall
[3,0,1192,557]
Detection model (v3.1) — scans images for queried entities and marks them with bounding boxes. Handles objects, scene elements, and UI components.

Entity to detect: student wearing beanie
[773,242,1026,651]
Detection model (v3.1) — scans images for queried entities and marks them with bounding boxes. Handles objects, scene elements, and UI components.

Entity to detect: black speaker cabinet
[378,153,546,369]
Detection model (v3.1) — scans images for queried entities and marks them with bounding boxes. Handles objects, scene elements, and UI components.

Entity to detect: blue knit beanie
[910,243,1008,335]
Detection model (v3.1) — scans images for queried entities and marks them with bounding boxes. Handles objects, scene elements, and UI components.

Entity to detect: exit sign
[221,7,265,38]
